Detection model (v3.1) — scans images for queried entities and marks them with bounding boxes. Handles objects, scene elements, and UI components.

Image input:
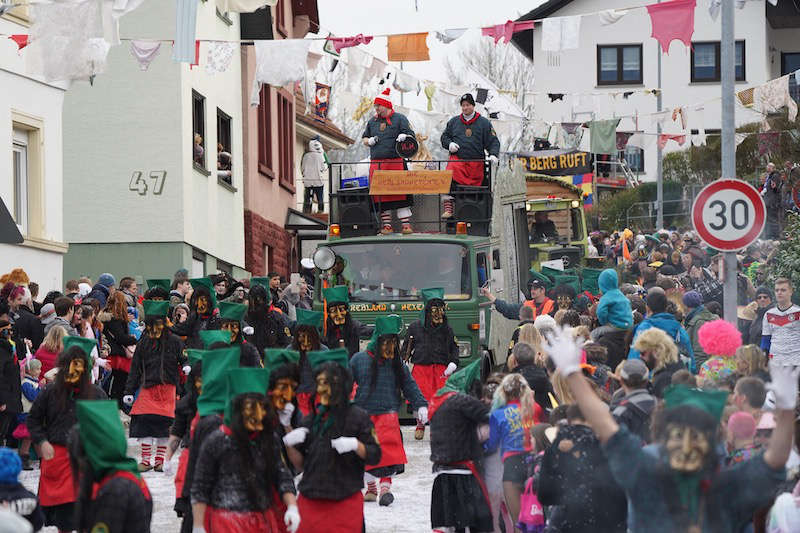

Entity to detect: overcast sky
[316,0,546,84]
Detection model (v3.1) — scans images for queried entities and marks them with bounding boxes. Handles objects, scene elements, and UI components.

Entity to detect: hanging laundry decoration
[322,33,340,57]
[589,118,621,155]
[129,40,161,71]
[424,83,436,111]
[364,57,387,81]
[548,93,565,102]
[387,32,429,62]
[435,29,467,44]
[481,20,535,45]
[647,0,696,54]
[598,9,627,25]
[475,88,489,105]
[671,107,687,129]
[219,0,277,13]
[205,42,237,74]
[616,132,634,151]
[314,82,331,121]
[753,75,798,121]
[735,133,748,148]
[251,39,311,104]
[541,16,581,52]
[329,34,373,54]
[307,51,323,70]
[736,87,755,107]
[352,96,373,121]
[657,134,686,149]
[189,41,201,69]
[8,34,28,50]
[392,69,418,93]
[173,0,199,63]
[758,131,781,156]
[627,132,653,150]
[622,91,634,99]
[708,0,746,21]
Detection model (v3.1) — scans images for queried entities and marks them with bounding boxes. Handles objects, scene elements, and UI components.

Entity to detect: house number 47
[129,171,167,195]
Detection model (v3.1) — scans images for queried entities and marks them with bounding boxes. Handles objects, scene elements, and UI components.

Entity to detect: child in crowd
[594,269,634,334]
[127,307,143,339]
[0,447,44,531]
[15,359,41,470]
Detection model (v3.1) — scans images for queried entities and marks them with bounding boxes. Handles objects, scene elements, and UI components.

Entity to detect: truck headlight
[457,341,472,358]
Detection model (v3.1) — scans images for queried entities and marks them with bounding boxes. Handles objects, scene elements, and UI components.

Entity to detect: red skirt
[174,448,189,497]
[446,154,485,186]
[297,491,363,533]
[369,158,410,205]
[367,413,407,471]
[205,507,280,532]
[39,444,76,507]
[411,363,448,404]
[131,383,176,417]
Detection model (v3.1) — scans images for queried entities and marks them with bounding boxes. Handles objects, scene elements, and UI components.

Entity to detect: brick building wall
[244,210,293,277]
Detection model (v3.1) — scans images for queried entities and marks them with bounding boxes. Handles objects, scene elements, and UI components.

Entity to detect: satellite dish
[312,247,336,271]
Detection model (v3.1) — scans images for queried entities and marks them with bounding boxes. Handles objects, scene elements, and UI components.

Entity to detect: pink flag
[647,0,696,54]
[329,34,373,54]
[9,34,28,50]
[481,20,535,44]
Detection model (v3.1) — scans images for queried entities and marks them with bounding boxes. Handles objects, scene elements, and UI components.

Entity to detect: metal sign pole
[721,0,737,324]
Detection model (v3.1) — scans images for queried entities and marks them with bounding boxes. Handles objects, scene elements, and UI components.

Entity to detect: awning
[285,208,328,231]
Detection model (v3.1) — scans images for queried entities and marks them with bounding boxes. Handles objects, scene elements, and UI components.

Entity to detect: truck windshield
[326,242,471,301]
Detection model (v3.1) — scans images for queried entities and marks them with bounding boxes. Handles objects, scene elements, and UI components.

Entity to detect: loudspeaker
[334,191,377,237]
[454,186,491,236]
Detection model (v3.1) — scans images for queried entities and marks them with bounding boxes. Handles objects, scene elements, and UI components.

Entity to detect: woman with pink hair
[697,319,743,385]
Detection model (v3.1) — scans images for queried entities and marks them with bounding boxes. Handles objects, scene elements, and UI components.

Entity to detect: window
[263,244,272,274]
[257,86,274,178]
[690,41,745,82]
[619,145,645,173]
[277,90,294,190]
[275,0,287,37]
[216,259,232,275]
[192,249,206,277]
[216,109,232,186]
[192,90,206,171]
[597,45,643,85]
[783,53,800,103]
[11,128,28,234]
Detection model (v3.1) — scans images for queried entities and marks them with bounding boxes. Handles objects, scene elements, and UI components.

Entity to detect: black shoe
[21,455,33,471]
[379,491,394,506]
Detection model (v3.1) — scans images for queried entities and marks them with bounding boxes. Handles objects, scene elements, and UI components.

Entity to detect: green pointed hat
[663,385,729,424]
[76,400,140,480]
[185,349,205,366]
[264,348,300,373]
[296,309,324,331]
[323,285,350,306]
[307,347,349,369]
[197,347,240,417]
[190,277,218,309]
[199,329,232,349]
[420,287,445,321]
[147,279,171,292]
[143,300,169,318]
[250,277,271,290]
[218,301,247,322]
[223,367,271,426]
[436,358,480,396]
[62,336,97,364]
[366,314,404,353]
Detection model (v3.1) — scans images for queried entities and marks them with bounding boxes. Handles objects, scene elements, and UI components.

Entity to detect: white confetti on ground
[20,428,434,533]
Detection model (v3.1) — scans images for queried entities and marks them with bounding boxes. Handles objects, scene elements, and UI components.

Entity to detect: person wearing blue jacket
[596,269,633,330]
[628,288,695,373]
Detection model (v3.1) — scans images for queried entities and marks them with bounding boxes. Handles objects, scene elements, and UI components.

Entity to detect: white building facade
[513,0,799,183]
[0,4,68,293]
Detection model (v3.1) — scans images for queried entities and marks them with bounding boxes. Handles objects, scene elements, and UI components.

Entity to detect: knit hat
[75,400,140,480]
[147,279,171,292]
[374,87,393,109]
[534,314,557,332]
[460,93,476,106]
[323,285,349,306]
[142,300,169,318]
[223,368,270,426]
[199,329,232,349]
[218,301,247,323]
[697,319,742,357]
[307,347,349,369]
[755,286,773,300]
[727,411,757,440]
[0,447,21,484]
[197,347,241,417]
[682,290,703,309]
[39,303,56,325]
[98,273,116,288]
[264,348,301,373]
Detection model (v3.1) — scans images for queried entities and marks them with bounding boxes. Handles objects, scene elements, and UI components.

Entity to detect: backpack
[672,326,692,369]
[613,396,652,443]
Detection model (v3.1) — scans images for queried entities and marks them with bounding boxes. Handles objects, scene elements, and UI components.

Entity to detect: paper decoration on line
[658,134,686,149]
[173,0,198,63]
[481,20,535,45]
[753,75,798,122]
[8,34,28,50]
[541,16,581,52]
[758,132,780,155]
[219,0,277,13]
[387,32,429,62]
[599,9,627,25]
[188,41,200,69]
[352,96,373,121]
[548,93,565,102]
[424,83,436,111]
[671,107,687,129]
[435,29,467,44]
[589,119,620,155]
[307,51,322,70]
[130,40,161,71]
[708,0,746,21]
[251,39,311,104]
[314,82,330,121]
[322,33,340,57]
[206,42,237,75]
[647,0,696,54]
[329,33,373,54]
[392,69,418,93]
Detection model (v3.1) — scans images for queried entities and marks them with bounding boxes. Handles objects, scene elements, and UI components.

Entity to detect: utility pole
[655,0,664,230]
[721,0,738,324]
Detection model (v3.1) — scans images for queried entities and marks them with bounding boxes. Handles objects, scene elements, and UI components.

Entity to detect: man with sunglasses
[749,287,774,348]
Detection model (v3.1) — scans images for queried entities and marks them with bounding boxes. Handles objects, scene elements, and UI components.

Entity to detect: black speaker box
[335,191,377,237]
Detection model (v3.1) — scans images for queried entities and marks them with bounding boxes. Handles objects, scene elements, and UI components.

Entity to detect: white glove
[444,362,457,376]
[182,365,192,376]
[488,155,499,164]
[331,436,359,454]
[448,142,459,153]
[283,427,309,447]
[541,325,582,377]
[417,406,429,425]
[162,459,175,476]
[191,527,206,533]
[123,395,134,407]
[767,362,800,410]
[278,403,295,427]
[396,134,408,142]
[284,503,301,533]
[242,326,254,336]
[367,136,378,146]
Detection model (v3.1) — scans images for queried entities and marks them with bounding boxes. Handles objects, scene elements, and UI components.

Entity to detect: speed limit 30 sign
[692,179,766,251]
